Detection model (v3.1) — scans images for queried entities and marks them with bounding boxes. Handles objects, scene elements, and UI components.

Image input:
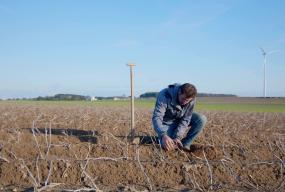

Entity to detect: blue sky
[0,0,284,98]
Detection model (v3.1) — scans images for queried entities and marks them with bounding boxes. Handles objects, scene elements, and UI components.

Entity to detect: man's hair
[180,83,197,98]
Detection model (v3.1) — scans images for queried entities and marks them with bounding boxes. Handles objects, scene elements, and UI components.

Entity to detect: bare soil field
[0,103,284,191]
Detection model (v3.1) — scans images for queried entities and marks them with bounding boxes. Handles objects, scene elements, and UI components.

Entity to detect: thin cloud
[155,1,235,37]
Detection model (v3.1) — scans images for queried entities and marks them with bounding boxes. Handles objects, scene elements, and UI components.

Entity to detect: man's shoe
[179,144,204,152]
[180,144,219,160]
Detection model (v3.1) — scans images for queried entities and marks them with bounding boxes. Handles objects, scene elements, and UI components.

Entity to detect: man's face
[178,93,193,106]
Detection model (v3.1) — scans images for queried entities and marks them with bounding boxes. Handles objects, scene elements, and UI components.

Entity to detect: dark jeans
[160,112,207,149]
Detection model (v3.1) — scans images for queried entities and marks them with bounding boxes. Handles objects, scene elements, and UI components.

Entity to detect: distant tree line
[1,92,237,101]
[139,92,159,98]
[140,92,237,98]
[34,94,90,101]
[29,94,127,101]
[2,94,130,101]
[197,93,237,97]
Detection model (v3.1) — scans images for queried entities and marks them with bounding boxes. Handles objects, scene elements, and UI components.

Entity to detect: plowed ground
[0,104,284,191]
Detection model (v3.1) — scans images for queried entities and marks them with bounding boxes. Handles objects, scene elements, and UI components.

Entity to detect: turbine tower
[260,47,279,98]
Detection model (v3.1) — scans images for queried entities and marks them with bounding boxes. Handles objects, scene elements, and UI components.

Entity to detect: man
[152,83,207,151]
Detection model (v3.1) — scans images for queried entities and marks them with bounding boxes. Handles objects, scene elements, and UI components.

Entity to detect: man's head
[178,83,197,106]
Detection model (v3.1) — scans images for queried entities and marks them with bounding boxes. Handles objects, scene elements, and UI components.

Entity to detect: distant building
[90,96,128,100]
[91,96,97,101]
[113,97,127,100]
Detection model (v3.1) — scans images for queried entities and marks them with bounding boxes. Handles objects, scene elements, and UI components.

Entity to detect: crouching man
[152,83,207,151]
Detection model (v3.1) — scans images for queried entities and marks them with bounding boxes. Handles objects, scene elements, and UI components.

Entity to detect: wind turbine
[260,47,279,98]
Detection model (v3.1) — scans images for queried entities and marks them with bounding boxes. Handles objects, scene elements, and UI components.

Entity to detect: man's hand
[161,135,176,151]
[173,138,183,148]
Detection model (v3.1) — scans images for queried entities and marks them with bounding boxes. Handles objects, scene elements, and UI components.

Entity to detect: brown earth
[0,103,284,191]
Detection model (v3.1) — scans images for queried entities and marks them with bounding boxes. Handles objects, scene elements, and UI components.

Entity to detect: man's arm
[152,91,168,138]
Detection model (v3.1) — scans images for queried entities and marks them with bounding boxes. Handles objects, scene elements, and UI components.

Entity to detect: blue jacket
[152,84,196,139]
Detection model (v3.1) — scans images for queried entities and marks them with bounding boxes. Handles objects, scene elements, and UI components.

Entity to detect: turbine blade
[268,50,280,54]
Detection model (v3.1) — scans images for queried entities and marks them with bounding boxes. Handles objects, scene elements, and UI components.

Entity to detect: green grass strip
[1,99,285,112]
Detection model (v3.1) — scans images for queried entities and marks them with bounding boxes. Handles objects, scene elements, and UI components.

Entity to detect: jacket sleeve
[152,91,168,138]
[173,102,195,139]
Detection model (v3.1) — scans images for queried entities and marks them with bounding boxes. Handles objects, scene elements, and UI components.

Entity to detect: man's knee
[199,114,207,126]
[193,112,207,128]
